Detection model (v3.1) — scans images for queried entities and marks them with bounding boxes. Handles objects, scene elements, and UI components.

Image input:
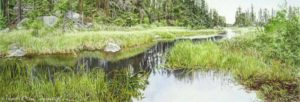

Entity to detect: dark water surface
[0,36,259,102]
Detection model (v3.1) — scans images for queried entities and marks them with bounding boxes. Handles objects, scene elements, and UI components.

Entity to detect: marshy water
[0,32,260,102]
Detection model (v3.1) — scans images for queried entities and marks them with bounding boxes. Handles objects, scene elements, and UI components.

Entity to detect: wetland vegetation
[0,27,223,57]
[0,0,300,102]
[166,10,300,101]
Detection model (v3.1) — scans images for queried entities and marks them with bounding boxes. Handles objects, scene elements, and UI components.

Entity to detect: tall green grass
[0,30,154,55]
[166,41,299,101]
[0,27,223,57]
[0,59,148,101]
[0,62,105,101]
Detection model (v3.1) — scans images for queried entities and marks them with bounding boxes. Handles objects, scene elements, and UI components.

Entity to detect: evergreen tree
[263,8,270,23]
[250,4,256,24]
[0,0,226,28]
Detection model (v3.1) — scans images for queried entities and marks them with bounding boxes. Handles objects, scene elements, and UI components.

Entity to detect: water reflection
[0,41,174,101]
[0,35,259,101]
[137,70,259,102]
[0,59,149,101]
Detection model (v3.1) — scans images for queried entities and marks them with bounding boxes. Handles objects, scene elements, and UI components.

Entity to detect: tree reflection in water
[0,41,174,101]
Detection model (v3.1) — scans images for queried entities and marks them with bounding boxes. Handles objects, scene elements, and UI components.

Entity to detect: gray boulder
[7,44,26,57]
[73,23,94,29]
[104,42,121,53]
[86,23,94,28]
[42,16,58,27]
[66,11,81,22]
[66,11,91,29]
[0,28,10,32]
[73,23,85,29]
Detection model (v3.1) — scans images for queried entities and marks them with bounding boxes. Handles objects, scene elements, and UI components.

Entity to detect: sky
[206,0,300,24]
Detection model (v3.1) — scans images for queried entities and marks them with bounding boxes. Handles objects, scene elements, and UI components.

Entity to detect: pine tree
[0,0,227,28]
[250,4,256,24]
[263,8,269,23]
[258,8,264,26]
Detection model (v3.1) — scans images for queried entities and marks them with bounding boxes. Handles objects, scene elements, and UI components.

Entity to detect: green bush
[254,10,300,65]
[0,14,6,29]
[113,12,139,27]
[25,20,45,36]
[166,41,299,101]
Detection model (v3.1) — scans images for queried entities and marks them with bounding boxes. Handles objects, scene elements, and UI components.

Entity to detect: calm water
[133,69,259,102]
[0,35,260,101]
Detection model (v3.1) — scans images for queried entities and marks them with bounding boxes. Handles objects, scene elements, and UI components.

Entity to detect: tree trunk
[96,0,100,11]
[103,0,110,17]
[78,0,83,14]
[3,0,9,24]
[145,10,153,24]
[136,0,144,23]
[0,0,3,15]
[17,0,22,22]
[78,0,84,25]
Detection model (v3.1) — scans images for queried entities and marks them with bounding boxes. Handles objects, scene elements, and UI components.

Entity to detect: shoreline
[0,27,224,58]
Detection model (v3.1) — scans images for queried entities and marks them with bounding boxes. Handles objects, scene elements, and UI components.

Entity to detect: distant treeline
[234,4,300,27]
[0,0,226,29]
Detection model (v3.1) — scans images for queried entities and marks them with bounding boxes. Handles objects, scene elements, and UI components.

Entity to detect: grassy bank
[167,12,300,101]
[0,27,223,57]
[166,41,299,101]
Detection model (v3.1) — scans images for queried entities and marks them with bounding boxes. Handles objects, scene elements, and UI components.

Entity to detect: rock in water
[8,49,25,57]
[7,44,26,57]
[104,42,121,53]
[43,16,58,27]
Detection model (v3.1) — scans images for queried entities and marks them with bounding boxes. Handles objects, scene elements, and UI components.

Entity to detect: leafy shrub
[113,12,139,27]
[24,19,45,36]
[0,14,6,29]
[254,10,300,65]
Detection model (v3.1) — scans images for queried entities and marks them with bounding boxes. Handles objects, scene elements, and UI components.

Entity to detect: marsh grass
[166,41,299,101]
[0,59,148,101]
[0,27,222,57]
[0,63,105,101]
[0,30,154,55]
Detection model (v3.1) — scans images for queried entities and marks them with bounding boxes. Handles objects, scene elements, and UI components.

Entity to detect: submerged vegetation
[166,10,300,101]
